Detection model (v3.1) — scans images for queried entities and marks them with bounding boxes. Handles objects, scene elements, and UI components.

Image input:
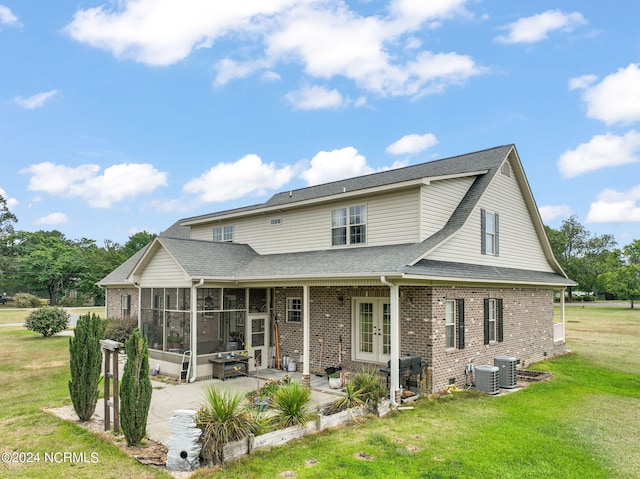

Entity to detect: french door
[354,299,391,363]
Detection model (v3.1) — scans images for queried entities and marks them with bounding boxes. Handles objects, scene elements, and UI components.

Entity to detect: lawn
[0,304,639,478]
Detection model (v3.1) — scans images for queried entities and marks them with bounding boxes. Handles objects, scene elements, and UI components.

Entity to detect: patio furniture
[209,356,251,381]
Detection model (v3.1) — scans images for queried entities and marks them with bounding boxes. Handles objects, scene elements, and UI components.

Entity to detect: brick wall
[105,287,138,319]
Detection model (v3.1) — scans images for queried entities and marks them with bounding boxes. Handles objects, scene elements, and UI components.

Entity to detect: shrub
[120,329,152,446]
[105,316,138,344]
[14,293,42,308]
[270,381,314,429]
[197,386,261,465]
[582,294,596,302]
[349,368,386,407]
[327,382,364,414]
[69,313,106,421]
[24,306,69,337]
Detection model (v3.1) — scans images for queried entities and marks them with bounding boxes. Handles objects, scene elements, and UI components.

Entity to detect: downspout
[190,279,204,383]
[381,276,400,407]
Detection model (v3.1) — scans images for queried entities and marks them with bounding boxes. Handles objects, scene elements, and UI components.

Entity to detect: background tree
[120,329,152,446]
[598,240,640,308]
[121,231,156,258]
[545,216,616,299]
[75,238,126,306]
[69,313,106,420]
[0,194,18,294]
[15,231,83,305]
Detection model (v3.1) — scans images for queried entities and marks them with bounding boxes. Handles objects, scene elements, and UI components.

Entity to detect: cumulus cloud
[586,185,640,223]
[0,5,19,28]
[539,204,571,223]
[285,85,345,110]
[183,154,293,202]
[571,64,640,125]
[14,90,60,109]
[20,162,168,208]
[300,147,374,186]
[64,0,483,98]
[557,131,640,178]
[34,212,69,226]
[0,187,18,209]
[495,10,586,44]
[386,132,438,155]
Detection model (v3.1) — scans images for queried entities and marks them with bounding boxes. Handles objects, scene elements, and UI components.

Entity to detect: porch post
[560,287,566,342]
[381,276,400,406]
[302,284,311,387]
[189,279,204,382]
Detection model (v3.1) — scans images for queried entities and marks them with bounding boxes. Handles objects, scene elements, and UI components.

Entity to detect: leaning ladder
[179,350,192,384]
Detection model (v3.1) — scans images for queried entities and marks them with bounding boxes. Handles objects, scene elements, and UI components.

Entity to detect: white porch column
[560,287,566,342]
[189,279,204,382]
[302,285,311,387]
[381,276,400,406]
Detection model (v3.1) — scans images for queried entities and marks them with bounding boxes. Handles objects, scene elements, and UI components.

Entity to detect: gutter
[380,275,400,407]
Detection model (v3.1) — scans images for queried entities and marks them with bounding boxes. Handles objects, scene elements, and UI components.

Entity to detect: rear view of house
[99,144,574,400]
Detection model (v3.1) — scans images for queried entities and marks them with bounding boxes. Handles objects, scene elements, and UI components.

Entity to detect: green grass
[1,304,639,478]
[0,310,171,479]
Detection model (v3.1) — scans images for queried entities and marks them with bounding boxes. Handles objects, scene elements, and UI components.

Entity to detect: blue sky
[1,1,639,247]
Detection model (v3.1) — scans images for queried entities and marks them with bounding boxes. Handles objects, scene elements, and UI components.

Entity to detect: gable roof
[99,144,575,288]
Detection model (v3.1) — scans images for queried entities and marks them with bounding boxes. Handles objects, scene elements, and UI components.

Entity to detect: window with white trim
[331,205,366,246]
[445,300,456,349]
[286,298,302,323]
[213,225,234,242]
[122,294,131,317]
[484,298,503,344]
[481,209,499,256]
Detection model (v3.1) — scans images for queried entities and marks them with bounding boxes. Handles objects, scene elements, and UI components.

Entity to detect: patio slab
[96,368,343,445]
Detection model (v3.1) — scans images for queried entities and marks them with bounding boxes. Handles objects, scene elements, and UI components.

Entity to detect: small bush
[24,306,69,337]
[270,381,314,429]
[105,316,138,343]
[349,368,386,407]
[14,293,42,308]
[582,294,596,302]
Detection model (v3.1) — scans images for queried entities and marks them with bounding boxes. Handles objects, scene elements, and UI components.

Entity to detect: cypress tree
[120,328,152,446]
[69,313,106,421]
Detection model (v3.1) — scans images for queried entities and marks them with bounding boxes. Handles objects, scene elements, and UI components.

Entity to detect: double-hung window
[484,298,504,344]
[331,205,366,246]
[286,298,302,323]
[445,299,465,349]
[481,209,499,255]
[213,225,233,242]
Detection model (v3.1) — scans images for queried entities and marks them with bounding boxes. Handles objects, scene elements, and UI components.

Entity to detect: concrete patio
[96,366,345,445]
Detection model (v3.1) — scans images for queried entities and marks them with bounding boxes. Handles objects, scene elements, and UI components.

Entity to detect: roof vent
[494,356,517,389]
[475,365,499,395]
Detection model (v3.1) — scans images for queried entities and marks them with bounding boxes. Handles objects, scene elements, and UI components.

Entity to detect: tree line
[1,195,638,307]
[0,194,155,306]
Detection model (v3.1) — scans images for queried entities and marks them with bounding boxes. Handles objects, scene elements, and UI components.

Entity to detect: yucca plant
[327,381,365,414]
[270,381,314,429]
[349,368,386,407]
[197,386,259,465]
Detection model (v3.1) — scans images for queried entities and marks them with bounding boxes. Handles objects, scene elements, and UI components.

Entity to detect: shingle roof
[180,144,514,224]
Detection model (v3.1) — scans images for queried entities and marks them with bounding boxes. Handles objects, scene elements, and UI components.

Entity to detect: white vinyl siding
[138,248,189,286]
[189,188,420,254]
[428,158,554,272]
[421,177,474,240]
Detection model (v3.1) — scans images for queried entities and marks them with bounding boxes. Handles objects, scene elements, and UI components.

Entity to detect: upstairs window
[331,205,367,246]
[213,225,234,242]
[481,209,499,256]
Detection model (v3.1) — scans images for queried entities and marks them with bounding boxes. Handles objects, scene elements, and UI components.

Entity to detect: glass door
[354,299,391,363]
[247,313,269,372]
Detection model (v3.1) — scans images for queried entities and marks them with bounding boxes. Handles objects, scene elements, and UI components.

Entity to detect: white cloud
[0,187,18,209]
[300,147,373,186]
[495,10,586,44]
[184,154,293,202]
[568,74,597,91]
[538,204,571,223]
[20,162,168,208]
[557,131,640,178]
[285,85,345,110]
[586,185,640,223]
[573,64,640,125]
[14,90,59,109]
[0,5,19,27]
[65,0,483,99]
[34,212,69,226]
[386,132,438,155]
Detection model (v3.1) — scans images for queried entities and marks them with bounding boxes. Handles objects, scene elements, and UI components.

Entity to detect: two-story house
[99,144,574,399]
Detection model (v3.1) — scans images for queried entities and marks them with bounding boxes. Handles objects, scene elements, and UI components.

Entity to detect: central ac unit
[475,365,499,395]
[494,356,517,389]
